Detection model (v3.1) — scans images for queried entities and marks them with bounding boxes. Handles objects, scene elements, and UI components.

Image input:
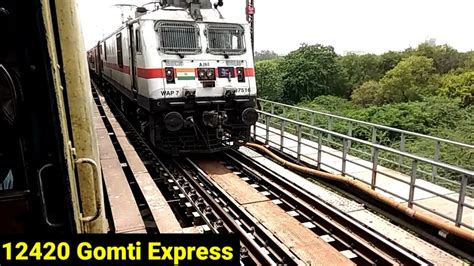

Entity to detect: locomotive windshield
[155,21,201,55]
[206,24,246,55]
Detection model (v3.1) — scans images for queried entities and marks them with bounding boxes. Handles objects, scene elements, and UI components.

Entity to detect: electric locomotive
[88,0,258,154]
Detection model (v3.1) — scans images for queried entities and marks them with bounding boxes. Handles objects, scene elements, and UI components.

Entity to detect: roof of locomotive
[135,6,247,25]
[88,7,248,50]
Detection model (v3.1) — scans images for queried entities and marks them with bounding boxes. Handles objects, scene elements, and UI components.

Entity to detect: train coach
[88,0,258,155]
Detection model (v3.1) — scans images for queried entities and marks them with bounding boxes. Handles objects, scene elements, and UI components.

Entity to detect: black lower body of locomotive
[94,73,258,155]
[148,96,258,155]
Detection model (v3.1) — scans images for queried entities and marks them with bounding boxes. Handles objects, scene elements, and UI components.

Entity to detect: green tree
[351,80,383,106]
[255,59,284,101]
[439,71,474,105]
[281,44,348,103]
[379,51,406,73]
[255,50,280,62]
[463,51,474,70]
[338,53,384,93]
[379,56,438,103]
[409,43,466,74]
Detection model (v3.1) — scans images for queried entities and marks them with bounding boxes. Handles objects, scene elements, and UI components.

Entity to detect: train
[88,0,258,154]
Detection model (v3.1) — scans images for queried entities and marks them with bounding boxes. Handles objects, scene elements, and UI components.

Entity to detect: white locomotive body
[88,2,258,154]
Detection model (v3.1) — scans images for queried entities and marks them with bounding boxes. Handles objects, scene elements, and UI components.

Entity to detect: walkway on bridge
[253,99,474,231]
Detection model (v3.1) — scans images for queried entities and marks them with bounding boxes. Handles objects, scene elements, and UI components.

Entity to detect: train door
[129,24,139,97]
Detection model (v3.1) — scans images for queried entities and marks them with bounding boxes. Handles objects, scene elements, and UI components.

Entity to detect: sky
[78,0,474,55]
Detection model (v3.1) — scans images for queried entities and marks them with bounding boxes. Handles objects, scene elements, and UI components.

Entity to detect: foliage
[462,51,474,70]
[350,97,470,135]
[255,50,280,62]
[289,96,474,172]
[338,53,384,95]
[300,95,358,113]
[439,71,474,105]
[255,42,474,188]
[379,56,438,103]
[379,51,406,74]
[280,44,348,103]
[255,43,474,106]
[255,59,284,101]
[407,43,467,74]
[351,80,383,106]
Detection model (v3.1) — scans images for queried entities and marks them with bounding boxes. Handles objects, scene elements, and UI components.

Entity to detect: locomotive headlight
[206,69,215,79]
[237,67,245,83]
[241,108,258,125]
[198,68,216,81]
[165,67,175,84]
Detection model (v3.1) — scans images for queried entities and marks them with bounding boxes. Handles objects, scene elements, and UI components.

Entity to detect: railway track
[93,82,298,264]
[93,81,432,265]
[217,150,431,265]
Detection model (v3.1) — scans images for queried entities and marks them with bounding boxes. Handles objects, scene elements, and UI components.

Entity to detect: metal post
[399,133,405,171]
[342,139,348,176]
[246,0,255,52]
[280,119,284,152]
[296,109,300,122]
[455,175,468,227]
[253,122,257,141]
[371,127,377,161]
[327,116,333,145]
[432,141,440,182]
[347,122,353,152]
[408,160,417,208]
[371,148,379,190]
[310,113,315,138]
[271,102,275,115]
[297,125,302,162]
[317,132,323,170]
[265,116,270,145]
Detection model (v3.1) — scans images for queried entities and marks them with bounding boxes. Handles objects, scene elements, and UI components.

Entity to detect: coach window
[135,29,142,53]
[116,33,123,68]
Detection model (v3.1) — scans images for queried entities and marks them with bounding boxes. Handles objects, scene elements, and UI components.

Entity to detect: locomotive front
[134,8,258,154]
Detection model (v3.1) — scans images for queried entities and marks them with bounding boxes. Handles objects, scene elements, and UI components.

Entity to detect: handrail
[257,110,474,180]
[258,98,474,149]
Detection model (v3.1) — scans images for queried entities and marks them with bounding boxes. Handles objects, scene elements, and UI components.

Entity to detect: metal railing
[258,99,474,186]
[253,110,474,229]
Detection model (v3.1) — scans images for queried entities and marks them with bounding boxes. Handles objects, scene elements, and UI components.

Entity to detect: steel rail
[225,150,431,266]
[95,83,290,265]
[178,158,300,265]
